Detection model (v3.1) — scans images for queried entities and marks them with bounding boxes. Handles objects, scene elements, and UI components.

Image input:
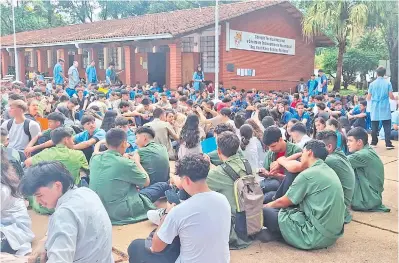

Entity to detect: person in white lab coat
[1,149,34,255]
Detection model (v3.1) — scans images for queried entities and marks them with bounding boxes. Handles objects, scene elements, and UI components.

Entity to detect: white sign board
[229,29,295,55]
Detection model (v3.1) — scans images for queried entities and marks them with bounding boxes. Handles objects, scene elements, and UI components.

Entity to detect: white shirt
[0,118,41,152]
[1,184,34,256]
[157,191,231,263]
[296,134,312,149]
[242,137,265,173]
[46,187,113,263]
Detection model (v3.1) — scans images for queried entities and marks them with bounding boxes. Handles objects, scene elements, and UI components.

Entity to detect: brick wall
[169,43,182,91]
[219,5,315,92]
[135,52,148,85]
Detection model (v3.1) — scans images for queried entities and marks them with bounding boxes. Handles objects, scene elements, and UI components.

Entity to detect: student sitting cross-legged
[89,128,170,225]
[19,161,114,262]
[347,127,390,212]
[316,130,355,223]
[128,154,231,263]
[263,140,345,250]
[258,126,302,203]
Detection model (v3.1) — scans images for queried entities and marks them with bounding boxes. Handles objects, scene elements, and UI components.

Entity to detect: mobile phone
[165,189,181,205]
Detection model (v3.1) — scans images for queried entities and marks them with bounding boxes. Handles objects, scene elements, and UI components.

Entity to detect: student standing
[53,58,67,88]
[85,60,98,84]
[67,61,79,97]
[192,65,205,91]
[367,66,396,149]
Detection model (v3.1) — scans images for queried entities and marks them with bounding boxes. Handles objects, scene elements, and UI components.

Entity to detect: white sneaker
[147,208,166,226]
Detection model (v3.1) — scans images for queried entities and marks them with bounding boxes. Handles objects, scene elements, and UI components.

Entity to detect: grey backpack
[221,159,264,239]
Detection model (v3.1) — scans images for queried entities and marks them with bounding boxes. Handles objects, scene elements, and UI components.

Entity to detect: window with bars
[107,47,124,70]
[83,49,90,68]
[200,36,215,72]
[181,37,194,52]
[98,49,105,69]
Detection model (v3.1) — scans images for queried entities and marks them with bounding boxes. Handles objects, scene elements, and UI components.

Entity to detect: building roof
[0,0,333,48]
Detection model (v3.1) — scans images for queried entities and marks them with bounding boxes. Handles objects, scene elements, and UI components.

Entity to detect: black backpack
[7,118,32,141]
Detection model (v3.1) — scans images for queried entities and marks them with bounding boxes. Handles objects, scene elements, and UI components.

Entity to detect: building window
[10,51,15,67]
[107,47,124,70]
[200,36,215,72]
[83,49,90,68]
[98,49,104,69]
[182,37,194,52]
[25,51,32,67]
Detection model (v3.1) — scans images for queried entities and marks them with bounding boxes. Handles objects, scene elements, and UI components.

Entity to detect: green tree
[367,1,398,91]
[1,0,66,36]
[57,0,98,23]
[302,0,370,91]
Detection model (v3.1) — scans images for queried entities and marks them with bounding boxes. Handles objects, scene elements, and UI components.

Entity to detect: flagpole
[214,0,219,101]
[12,0,19,81]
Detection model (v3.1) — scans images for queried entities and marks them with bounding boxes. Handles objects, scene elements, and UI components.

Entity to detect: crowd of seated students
[0,67,396,262]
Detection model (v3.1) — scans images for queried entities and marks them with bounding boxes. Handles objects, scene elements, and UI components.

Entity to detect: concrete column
[1,50,10,76]
[36,49,46,73]
[103,47,109,69]
[17,50,26,83]
[168,43,182,90]
[123,46,135,85]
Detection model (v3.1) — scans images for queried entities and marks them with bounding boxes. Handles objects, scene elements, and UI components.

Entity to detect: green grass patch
[327,85,366,96]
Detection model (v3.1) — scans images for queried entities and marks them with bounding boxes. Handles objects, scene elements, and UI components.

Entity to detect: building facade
[0,1,332,91]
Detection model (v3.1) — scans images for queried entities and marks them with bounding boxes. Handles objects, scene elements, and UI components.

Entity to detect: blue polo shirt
[105,68,116,84]
[86,66,97,83]
[53,63,64,85]
[281,111,293,125]
[293,111,311,130]
[74,129,106,147]
[126,129,138,153]
[368,77,393,121]
[320,74,328,94]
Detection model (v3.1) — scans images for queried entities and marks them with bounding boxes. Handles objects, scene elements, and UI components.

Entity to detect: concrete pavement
[27,142,398,263]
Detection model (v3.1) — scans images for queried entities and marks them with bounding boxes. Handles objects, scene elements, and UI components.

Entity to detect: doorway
[148,52,166,87]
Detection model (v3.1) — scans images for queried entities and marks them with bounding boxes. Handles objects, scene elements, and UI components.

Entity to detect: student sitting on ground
[24,112,66,157]
[207,131,254,249]
[89,128,169,225]
[263,140,345,250]
[347,127,390,212]
[290,122,311,149]
[19,161,114,262]
[259,126,302,203]
[347,100,367,129]
[73,115,106,162]
[128,154,231,263]
[144,108,179,160]
[316,130,355,223]
[135,126,170,185]
[1,150,34,256]
[115,116,138,153]
[25,127,88,186]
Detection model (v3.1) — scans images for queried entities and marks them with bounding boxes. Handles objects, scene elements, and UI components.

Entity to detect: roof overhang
[1,33,173,49]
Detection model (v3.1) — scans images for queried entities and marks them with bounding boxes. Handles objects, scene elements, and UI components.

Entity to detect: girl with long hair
[192,65,205,91]
[240,124,265,176]
[313,117,326,138]
[100,110,118,132]
[1,149,34,255]
[178,114,204,159]
[285,119,299,142]
[326,118,348,153]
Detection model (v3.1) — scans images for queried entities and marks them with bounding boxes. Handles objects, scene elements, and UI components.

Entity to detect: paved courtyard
[28,141,398,263]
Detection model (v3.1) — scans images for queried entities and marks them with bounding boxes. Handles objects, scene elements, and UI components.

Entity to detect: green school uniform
[324,149,355,223]
[263,141,302,170]
[89,150,156,225]
[30,144,88,215]
[206,154,253,250]
[208,149,244,166]
[348,145,390,212]
[279,160,345,250]
[138,142,170,184]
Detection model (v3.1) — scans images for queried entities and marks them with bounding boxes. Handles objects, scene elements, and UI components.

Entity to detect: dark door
[148,52,166,87]
[68,54,74,67]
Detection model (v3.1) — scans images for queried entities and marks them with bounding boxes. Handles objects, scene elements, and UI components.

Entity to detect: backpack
[221,159,264,239]
[7,118,32,141]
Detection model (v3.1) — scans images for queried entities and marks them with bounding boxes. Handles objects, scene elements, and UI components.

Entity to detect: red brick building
[0,1,332,91]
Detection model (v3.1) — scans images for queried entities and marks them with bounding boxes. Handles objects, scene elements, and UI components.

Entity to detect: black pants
[371,120,392,147]
[262,207,281,236]
[263,172,298,204]
[128,237,180,263]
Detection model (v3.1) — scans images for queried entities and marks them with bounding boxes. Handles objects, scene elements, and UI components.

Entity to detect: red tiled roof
[0,1,332,47]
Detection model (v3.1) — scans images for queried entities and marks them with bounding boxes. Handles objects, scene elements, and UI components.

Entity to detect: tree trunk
[333,41,345,91]
[389,47,398,92]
